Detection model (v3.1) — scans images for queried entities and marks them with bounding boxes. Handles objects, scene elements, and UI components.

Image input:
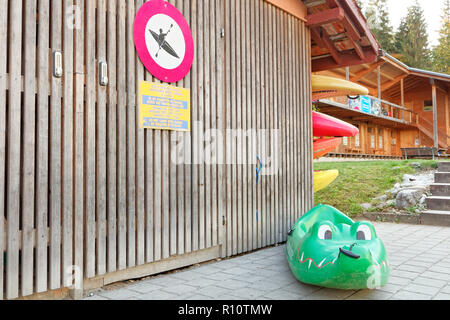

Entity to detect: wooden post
[431,79,439,149]
[377,65,381,100]
[400,78,405,121]
[346,67,350,81]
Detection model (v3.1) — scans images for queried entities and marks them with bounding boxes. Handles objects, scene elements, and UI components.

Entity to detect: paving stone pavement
[84,222,450,300]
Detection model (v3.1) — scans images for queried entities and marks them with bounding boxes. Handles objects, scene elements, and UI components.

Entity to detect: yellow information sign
[139,81,191,131]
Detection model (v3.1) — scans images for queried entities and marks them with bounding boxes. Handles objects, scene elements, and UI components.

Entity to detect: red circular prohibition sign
[133,0,194,83]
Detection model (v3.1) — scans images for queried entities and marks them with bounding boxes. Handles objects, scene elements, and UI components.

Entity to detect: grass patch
[314,159,438,217]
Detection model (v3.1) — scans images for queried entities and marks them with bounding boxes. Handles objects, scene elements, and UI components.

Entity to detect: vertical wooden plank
[35,0,50,293]
[107,0,118,273]
[186,0,198,251]
[281,12,287,242]
[49,0,62,289]
[6,0,23,299]
[263,2,270,247]
[197,0,205,252]
[235,0,243,255]
[255,0,262,250]
[268,5,275,245]
[216,0,225,254]
[244,0,251,252]
[273,7,280,244]
[85,0,96,278]
[240,0,248,254]
[62,0,74,286]
[21,0,37,297]
[168,0,177,258]
[96,0,107,276]
[74,0,85,296]
[230,0,238,255]
[135,0,146,266]
[0,0,7,300]
[153,127,162,262]
[224,0,232,257]
[259,0,266,249]
[204,0,212,250]
[180,0,190,256]
[127,0,137,267]
[250,0,257,251]
[117,0,128,270]
[210,0,218,249]
[241,0,250,252]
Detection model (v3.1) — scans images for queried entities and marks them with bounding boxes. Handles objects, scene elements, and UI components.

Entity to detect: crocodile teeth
[318,258,326,268]
[300,252,304,261]
[332,257,338,264]
[308,260,312,269]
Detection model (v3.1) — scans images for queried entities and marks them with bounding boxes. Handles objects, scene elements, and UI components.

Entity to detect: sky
[359,0,445,48]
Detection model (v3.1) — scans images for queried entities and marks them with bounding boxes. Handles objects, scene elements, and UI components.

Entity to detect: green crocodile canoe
[286,204,389,290]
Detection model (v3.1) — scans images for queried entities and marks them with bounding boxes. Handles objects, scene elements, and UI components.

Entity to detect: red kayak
[313,111,359,137]
[313,138,342,159]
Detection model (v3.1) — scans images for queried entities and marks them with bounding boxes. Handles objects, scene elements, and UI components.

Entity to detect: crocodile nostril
[339,247,360,259]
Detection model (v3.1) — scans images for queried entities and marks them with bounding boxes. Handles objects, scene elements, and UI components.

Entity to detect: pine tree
[365,0,395,52]
[393,1,432,69]
[432,0,450,74]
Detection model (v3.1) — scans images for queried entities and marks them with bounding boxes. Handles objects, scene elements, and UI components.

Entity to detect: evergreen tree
[365,0,395,52]
[393,1,432,69]
[432,0,450,74]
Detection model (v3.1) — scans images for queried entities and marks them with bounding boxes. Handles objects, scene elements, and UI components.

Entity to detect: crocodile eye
[357,225,372,241]
[318,225,332,240]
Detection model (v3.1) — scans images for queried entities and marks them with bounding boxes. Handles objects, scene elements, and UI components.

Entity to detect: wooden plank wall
[222,0,313,256]
[0,0,313,299]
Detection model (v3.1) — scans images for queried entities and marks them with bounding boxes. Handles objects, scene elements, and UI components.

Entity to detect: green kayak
[286,204,389,290]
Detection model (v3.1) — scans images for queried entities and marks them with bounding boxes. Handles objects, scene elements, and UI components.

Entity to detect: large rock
[395,187,427,210]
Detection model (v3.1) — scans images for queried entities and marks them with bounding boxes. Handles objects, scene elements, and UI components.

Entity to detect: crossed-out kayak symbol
[149,24,180,59]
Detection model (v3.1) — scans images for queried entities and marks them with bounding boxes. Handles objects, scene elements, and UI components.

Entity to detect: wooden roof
[304,0,380,72]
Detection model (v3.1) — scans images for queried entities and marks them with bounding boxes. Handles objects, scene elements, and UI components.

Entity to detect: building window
[343,136,348,146]
[370,135,375,149]
[379,136,383,149]
[355,134,360,147]
[424,100,433,111]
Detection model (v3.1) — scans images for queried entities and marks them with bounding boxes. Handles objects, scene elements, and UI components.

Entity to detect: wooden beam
[400,78,404,107]
[310,26,327,48]
[322,31,342,64]
[377,65,381,99]
[306,7,345,28]
[380,74,409,92]
[431,80,439,149]
[350,61,385,82]
[312,47,378,72]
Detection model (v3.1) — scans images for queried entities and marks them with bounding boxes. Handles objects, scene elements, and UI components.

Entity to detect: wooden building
[0,0,378,299]
[316,52,450,157]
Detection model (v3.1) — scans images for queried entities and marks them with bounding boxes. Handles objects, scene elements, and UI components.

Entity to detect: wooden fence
[0,0,313,300]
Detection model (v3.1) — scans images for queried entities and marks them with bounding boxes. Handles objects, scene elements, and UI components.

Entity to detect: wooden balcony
[315,95,418,129]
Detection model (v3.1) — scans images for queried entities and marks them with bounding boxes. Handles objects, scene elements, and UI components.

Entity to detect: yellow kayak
[312,75,369,100]
[314,170,339,192]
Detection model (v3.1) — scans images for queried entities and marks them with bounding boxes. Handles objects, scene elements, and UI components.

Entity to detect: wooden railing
[415,112,450,148]
[326,95,417,124]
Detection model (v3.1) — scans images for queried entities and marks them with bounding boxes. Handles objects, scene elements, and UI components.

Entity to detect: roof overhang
[304,0,381,72]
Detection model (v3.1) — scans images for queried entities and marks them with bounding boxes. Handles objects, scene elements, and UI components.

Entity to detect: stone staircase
[422,162,450,226]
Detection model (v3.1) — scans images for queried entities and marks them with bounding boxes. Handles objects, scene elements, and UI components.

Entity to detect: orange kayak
[313,138,342,159]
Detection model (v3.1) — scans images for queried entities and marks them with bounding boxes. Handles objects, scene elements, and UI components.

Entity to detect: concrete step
[438,162,450,172]
[426,196,450,211]
[435,172,450,183]
[430,183,450,197]
[421,210,450,227]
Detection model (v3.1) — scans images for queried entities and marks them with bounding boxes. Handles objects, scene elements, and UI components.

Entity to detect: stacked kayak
[312,76,366,192]
[312,75,369,100]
